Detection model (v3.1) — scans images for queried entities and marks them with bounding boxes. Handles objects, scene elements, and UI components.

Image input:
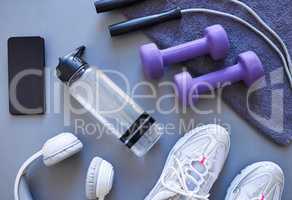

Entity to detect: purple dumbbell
[174,51,264,104]
[139,24,229,79]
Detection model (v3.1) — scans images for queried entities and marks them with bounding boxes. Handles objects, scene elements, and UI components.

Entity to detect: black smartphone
[8,37,45,115]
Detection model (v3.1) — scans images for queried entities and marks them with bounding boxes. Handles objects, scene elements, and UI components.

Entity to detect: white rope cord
[14,150,42,200]
[230,0,292,79]
[181,8,292,87]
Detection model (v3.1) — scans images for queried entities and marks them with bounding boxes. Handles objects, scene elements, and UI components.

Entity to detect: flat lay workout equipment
[119,0,292,145]
[14,133,114,200]
[8,0,291,199]
[174,51,264,104]
[139,24,229,79]
[96,0,292,89]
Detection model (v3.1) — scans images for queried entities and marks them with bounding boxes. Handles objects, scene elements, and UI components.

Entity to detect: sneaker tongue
[190,161,212,195]
[242,175,268,198]
[192,161,206,174]
[246,187,265,198]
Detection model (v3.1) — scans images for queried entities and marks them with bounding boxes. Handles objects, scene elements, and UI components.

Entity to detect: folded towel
[123,0,292,145]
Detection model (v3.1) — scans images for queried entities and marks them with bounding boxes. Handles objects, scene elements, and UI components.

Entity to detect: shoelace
[160,156,210,200]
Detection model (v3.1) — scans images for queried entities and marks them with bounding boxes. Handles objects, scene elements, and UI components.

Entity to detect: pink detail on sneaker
[200,156,207,165]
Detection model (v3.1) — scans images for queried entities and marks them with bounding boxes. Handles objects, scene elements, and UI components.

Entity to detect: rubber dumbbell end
[238,51,264,86]
[174,71,193,105]
[139,43,164,79]
[205,24,229,60]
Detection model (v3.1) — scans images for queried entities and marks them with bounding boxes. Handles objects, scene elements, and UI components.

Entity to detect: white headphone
[14,133,114,200]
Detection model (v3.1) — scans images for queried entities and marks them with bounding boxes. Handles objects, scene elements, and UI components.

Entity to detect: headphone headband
[14,133,114,200]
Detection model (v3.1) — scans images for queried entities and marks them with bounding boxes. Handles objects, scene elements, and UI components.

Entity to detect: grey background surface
[0,0,291,200]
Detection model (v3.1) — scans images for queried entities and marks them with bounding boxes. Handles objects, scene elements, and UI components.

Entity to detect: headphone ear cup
[86,157,114,200]
[86,157,102,199]
[19,176,33,200]
[42,133,83,167]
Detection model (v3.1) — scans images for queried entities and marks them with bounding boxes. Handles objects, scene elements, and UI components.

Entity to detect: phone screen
[8,37,45,115]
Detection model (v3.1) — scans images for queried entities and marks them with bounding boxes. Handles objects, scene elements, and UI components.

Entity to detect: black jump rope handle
[94,0,146,13]
[109,8,182,36]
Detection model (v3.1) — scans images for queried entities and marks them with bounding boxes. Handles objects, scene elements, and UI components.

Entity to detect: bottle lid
[56,46,89,83]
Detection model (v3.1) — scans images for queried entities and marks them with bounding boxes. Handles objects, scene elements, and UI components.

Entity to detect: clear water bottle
[56,46,161,156]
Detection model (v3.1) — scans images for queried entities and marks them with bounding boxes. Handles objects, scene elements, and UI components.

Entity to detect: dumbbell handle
[109,8,182,36]
[161,38,209,65]
[191,63,243,94]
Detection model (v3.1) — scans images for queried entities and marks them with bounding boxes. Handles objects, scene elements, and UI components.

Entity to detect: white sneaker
[145,124,230,200]
[225,162,284,200]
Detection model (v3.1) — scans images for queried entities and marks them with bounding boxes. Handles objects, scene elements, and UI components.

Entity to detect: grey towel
[122,0,292,145]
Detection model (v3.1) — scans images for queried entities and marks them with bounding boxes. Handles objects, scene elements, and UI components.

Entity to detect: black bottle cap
[56,46,89,83]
